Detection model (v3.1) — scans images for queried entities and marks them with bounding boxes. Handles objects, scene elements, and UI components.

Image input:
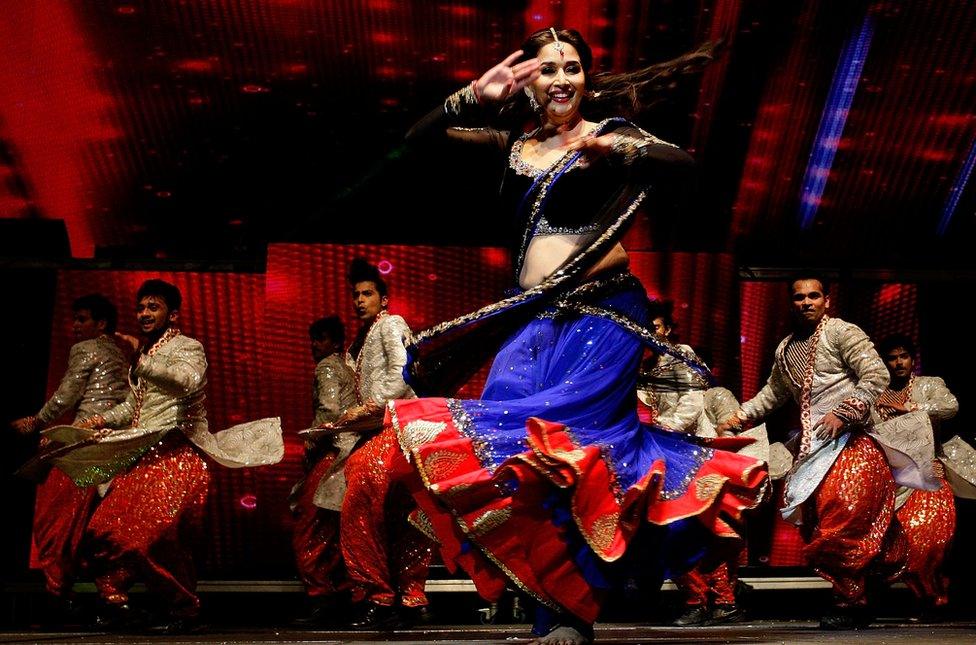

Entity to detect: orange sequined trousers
[674,550,740,607]
[85,433,210,617]
[340,427,433,608]
[896,476,955,606]
[292,450,347,597]
[800,434,906,608]
[30,467,98,597]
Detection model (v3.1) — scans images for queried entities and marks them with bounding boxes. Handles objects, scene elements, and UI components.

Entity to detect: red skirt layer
[390,398,768,623]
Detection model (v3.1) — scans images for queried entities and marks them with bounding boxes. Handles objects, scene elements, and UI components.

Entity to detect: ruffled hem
[389,398,769,622]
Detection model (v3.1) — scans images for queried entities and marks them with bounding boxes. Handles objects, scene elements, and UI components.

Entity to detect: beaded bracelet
[444,84,481,118]
[609,133,653,165]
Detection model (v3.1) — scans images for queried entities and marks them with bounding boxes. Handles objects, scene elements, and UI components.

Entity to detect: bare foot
[529,625,592,645]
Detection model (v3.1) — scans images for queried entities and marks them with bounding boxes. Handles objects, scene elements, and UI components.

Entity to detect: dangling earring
[524,87,542,114]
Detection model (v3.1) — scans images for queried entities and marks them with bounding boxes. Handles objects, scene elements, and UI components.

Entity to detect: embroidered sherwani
[30,335,128,597]
[292,353,357,598]
[339,312,431,608]
[739,316,900,607]
[872,375,959,606]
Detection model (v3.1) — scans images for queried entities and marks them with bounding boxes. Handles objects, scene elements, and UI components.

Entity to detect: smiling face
[136,295,177,336]
[526,41,585,126]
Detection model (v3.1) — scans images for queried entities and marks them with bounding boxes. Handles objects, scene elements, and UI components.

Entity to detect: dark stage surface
[4,622,976,644]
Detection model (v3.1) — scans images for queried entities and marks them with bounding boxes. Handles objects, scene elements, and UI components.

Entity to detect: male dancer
[636,301,707,432]
[337,259,431,629]
[79,280,212,632]
[873,334,958,614]
[717,277,897,629]
[636,303,749,625]
[291,316,357,624]
[671,386,749,626]
[11,294,127,617]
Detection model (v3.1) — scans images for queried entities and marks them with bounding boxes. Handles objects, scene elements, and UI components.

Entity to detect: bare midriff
[519,235,628,289]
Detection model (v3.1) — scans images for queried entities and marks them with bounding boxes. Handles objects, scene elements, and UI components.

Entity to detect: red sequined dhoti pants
[675,552,739,607]
[340,428,432,608]
[85,434,209,617]
[292,450,347,597]
[896,476,955,606]
[30,468,98,597]
[800,434,905,608]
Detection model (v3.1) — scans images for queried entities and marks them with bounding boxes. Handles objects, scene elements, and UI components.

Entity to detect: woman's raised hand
[565,131,616,160]
[473,50,541,103]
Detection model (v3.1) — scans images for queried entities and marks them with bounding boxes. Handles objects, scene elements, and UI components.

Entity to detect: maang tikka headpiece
[549,27,564,58]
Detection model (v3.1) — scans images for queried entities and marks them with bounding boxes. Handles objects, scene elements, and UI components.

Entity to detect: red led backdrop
[1,1,973,264]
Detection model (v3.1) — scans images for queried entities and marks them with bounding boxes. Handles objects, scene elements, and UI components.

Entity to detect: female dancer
[338,28,767,644]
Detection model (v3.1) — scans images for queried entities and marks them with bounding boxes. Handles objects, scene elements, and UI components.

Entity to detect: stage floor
[3,622,976,644]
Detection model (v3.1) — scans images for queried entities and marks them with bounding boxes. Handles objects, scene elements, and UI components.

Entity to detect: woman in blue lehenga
[337,28,768,644]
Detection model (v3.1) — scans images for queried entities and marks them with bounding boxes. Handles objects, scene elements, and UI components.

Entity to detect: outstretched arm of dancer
[405,50,541,146]
[717,360,791,435]
[564,124,694,172]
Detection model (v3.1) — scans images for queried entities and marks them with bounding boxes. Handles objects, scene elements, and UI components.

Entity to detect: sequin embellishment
[694,473,726,502]
[400,420,447,461]
[424,450,467,481]
[589,512,619,553]
[470,507,512,536]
